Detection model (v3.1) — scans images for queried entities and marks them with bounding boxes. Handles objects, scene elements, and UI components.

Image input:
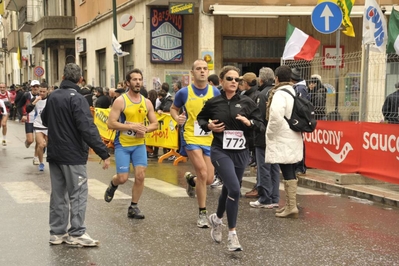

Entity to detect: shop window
[97,49,106,87]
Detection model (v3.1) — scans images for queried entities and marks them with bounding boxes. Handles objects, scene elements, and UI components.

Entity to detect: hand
[236,114,251,126]
[34,96,42,103]
[102,158,111,170]
[177,111,186,126]
[131,123,147,135]
[21,116,27,123]
[157,110,163,114]
[209,119,225,133]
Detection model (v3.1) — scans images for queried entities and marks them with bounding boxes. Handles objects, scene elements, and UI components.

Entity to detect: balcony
[6,30,26,53]
[5,0,27,12]
[31,16,75,47]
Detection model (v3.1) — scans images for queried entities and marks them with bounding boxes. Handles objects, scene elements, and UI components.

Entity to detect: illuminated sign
[169,2,194,15]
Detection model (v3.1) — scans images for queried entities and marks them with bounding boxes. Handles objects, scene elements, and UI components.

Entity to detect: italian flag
[282,22,321,61]
[388,7,399,55]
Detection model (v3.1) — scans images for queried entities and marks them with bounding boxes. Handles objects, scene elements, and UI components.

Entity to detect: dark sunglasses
[225,76,241,82]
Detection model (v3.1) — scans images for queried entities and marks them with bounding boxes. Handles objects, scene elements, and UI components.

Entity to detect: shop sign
[169,2,194,15]
[323,45,344,68]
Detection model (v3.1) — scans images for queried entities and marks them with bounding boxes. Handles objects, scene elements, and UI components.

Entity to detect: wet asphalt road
[1,121,399,266]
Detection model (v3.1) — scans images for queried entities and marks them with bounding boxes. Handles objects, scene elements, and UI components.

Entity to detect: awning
[209,4,392,18]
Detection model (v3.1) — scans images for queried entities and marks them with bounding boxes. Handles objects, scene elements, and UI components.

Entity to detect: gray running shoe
[228,234,243,252]
[208,213,224,243]
[210,176,223,188]
[197,211,210,228]
[127,205,145,219]
[104,181,118,203]
[184,172,196,198]
[49,233,68,245]
[249,200,274,209]
[66,233,99,247]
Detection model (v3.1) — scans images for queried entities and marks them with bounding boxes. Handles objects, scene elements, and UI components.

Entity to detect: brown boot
[275,179,298,219]
[275,180,287,214]
[245,187,258,198]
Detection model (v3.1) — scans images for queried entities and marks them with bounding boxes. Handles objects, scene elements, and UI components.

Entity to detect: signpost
[311,2,342,34]
[34,66,44,78]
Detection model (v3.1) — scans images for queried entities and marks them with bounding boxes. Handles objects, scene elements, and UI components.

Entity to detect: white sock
[2,135,5,140]
[228,231,237,237]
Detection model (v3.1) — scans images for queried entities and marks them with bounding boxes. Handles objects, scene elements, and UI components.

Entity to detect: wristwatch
[250,119,254,126]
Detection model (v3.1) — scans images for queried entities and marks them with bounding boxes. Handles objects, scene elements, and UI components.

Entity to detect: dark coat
[254,83,274,148]
[382,90,399,124]
[157,95,173,112]
[41,80,110,165]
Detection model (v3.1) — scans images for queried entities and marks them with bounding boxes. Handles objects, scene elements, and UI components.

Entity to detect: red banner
[305,121,399,184]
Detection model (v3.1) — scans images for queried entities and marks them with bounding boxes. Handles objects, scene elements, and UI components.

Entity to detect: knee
[115,174,129,184]
[134,172,145,183]
[228,187,241,200]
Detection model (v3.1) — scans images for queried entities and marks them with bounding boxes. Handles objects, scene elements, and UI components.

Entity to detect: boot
[275,180,287,214]
[275,179,298,219]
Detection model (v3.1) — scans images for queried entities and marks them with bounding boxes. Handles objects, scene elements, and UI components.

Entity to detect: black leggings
[279,163,297,180]
[211,147,249,229]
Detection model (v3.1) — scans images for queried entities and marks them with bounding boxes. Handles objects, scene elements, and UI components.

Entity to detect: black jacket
[254,83,274,148]
[197,91,265,150]
[382,90,399,124]
[41,80,110,164]
[95,95,111,108]
[156,95,173,112]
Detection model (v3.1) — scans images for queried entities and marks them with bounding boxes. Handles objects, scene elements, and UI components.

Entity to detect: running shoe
[2,140,6,146]
[249,200,274,209]
[49,234,68,245]
[208,213,224,243]
[197,211,210,228]
[104,181,118,203]
[38,163,45,171]
[127,205,145,219]
[33,157,40,165]
[228,234,243,252]
[210,176,223,188]
[66,233,99,247]
[184,172,196,198]
[168,155,176,161]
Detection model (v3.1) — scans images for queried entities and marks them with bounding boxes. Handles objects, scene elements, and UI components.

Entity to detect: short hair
[259,67,274,83]
[191,59,207,70]
[63,63,82,83]
[40,82,48,88]
[125,68,143,83]
[174,81,182,90]
[274,65,291,83]
[208,74,219,86]
[395,82,399,89]
[161,82,169,93]
[219,65,240,80]
[158,90,167,98]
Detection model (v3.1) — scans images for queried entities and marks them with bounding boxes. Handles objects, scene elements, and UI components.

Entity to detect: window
[223,37,285,60]
[80,55,87,83]
[97,49,106,87]
[120,40,134,81]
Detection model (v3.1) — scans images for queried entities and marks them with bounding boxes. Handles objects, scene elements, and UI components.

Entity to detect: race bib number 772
[222,130,246,150]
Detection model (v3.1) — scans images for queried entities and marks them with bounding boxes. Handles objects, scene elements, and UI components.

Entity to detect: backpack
[281,88,317,133]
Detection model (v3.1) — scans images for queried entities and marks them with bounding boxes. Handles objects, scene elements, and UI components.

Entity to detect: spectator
[156,90,173,113]
[382,81,399,124]
[155,83,170,109]
[94,87,111,108]
[308,74,327,120]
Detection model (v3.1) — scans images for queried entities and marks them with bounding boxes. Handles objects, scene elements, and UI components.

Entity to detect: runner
[0,83,11,146]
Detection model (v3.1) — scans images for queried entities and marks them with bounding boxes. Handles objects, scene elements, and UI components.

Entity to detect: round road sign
[34,66,45,77]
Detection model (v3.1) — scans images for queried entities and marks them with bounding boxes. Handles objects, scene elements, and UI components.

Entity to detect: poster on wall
[165,69,191,93]
[201,50,214,70]
[150,7,184,63]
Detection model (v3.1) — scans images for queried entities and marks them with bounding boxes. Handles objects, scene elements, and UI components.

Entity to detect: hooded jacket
[41,79,110,165]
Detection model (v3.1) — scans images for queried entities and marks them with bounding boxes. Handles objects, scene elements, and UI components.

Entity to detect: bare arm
[170,104,186,125]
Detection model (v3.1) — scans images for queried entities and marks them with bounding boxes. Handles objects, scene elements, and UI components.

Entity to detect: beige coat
[265,84,303,164]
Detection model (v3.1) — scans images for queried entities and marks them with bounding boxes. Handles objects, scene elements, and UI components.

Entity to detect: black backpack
[281,89,317,133]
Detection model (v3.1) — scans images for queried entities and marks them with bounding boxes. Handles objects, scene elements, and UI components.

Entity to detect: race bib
[194,121,211,137]
[121,121,137,137]
[222,130,246,150]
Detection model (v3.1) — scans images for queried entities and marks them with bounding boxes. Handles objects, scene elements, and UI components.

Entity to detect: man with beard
[104,68,158,219]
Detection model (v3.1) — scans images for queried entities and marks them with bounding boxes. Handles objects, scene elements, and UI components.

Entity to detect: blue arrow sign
[311,2,343,34]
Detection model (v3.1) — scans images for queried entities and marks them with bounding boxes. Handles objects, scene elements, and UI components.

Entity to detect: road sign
[34,66,44,77]
[311,2,343,34]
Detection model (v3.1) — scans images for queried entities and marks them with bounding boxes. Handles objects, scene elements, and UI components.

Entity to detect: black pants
[279,163,297,180]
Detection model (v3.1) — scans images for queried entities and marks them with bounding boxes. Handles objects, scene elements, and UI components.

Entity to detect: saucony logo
[323,142,353,163]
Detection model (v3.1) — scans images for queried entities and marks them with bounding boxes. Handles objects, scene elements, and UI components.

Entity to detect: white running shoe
[2,140,6,146]
[33,157,40,165]
[228,234,243,252]
[197,211,210,228]
[249,200,274,209]
[49,234,68,245]
[208,213,224,243]
[210,176,223,188]
[66,233,99,247]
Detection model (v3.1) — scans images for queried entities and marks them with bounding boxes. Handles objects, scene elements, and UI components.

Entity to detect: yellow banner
[0,0,4,16]
[317,0,355,37]
[93,108,179,150]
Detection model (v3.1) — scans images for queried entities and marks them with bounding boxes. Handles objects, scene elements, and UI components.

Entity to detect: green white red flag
[282,22,321,61]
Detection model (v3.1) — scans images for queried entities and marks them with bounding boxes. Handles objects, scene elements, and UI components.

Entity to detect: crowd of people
[3,61,397,251]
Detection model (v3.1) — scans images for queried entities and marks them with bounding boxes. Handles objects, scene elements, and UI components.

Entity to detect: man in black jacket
[41,63,111,247]
[382,81,399,124]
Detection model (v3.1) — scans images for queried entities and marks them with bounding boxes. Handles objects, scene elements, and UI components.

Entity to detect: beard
[132,87,141,94]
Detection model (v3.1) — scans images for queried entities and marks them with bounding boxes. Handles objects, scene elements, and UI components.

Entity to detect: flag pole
[334,28,341,113]
[112,0,119,87]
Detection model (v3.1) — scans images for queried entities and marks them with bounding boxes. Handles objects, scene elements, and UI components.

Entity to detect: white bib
[194,121,212,137]
[222,130,246,150]
[121,121,137,137]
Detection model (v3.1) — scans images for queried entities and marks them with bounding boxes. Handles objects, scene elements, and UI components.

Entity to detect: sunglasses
[225,76,241,82]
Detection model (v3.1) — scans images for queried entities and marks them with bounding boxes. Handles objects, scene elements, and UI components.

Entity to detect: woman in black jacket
[197,65,264,252]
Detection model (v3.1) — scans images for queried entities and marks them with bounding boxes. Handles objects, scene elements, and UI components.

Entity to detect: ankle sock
[131,202,138,206]
[228,231,237,237]
[199,208,206,214]
[110,181,118,188]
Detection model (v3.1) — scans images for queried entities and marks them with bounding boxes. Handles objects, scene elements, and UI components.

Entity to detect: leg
[35,132,46,163]
[254,147,272,205]
[276,163,298,219]
[270,164,281,204]
[49,163,69,235]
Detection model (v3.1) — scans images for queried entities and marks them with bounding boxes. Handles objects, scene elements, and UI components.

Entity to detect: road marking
[129,178,188,198]
[88,179,131,200]
[0,181,49,203]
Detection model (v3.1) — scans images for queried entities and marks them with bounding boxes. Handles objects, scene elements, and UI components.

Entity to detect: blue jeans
[255,147,280,204]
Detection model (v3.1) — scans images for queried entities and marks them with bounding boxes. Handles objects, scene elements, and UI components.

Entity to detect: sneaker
[184,172,196,198]
[104,181,118,203]
[49,233,68,245]
[168,155,176,161]
[210,176,223,188]
[2,140,6,146]
[33,157,40,165]
[127,205,145,219]
[197,211,210,228]
[228,234,243,252]
[271,203,279,208]
[147,152,158,158]
[66,233,99,247]
[38,163,45,171]
[25,140,30,148]
[249,200,274,209]
[208,213,224,243]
